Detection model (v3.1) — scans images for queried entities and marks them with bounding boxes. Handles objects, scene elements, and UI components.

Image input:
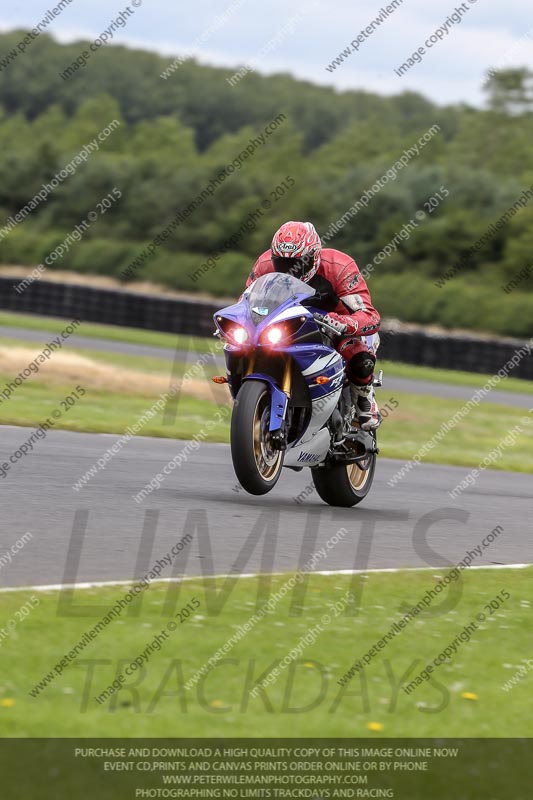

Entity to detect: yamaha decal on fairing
[297,451,321,464]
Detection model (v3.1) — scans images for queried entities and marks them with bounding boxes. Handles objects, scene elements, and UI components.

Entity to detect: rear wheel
[312,436,376,507]
[231,380,284,495]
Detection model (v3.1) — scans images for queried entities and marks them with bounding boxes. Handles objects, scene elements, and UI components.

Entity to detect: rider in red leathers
[246,221,381,429]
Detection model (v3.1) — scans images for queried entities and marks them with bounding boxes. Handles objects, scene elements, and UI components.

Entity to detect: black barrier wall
[0,277,219,338]
[1,277,532,379]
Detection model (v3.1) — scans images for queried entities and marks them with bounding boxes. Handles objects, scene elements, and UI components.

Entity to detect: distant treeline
[0,31,532,336]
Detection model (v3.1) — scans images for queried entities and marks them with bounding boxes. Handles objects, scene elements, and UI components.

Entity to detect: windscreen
[244,273,315,322]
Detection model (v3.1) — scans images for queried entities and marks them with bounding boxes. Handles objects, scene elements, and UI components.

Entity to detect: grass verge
[1,372,531,471]
[0,311,213,353]
[1,311,532,396]
[379,389,533,472]
[379,360,533,396]
[0,377,230,440]
[3,566,531,736]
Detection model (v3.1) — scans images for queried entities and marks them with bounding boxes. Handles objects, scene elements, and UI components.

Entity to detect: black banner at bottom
[0,738,529,799]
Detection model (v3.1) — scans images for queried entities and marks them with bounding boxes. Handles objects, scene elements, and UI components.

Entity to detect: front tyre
[312,442,376,507]
[231,380,284,495]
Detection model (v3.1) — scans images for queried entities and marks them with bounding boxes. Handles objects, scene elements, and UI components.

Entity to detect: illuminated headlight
[266,326,283,344]
[232,326,248,344]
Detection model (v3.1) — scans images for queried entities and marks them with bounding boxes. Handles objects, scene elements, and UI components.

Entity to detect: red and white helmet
[271,221,321,283]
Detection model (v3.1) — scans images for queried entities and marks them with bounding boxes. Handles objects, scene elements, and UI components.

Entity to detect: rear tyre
[231,380,284,495]
[312,437,376,507]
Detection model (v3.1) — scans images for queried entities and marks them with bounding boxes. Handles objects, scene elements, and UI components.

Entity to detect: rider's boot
[350,382,381,431]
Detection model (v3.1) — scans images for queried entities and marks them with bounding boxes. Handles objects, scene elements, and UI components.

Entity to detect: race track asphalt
[1,428,531,589]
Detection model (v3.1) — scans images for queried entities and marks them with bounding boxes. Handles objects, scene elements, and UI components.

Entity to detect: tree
[484,68,533,115]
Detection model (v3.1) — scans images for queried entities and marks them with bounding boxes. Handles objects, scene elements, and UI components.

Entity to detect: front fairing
[214,273,345,449]
[245,273,315,321]
[214,273,316,349]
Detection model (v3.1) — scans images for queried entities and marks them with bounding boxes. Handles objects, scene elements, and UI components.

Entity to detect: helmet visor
[272,255,313,280]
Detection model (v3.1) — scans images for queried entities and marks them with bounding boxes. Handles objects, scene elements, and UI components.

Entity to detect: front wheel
[231,380,284,495]
[312,443,376,507]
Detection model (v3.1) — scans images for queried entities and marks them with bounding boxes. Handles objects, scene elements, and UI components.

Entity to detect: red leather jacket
[246,248,380,336]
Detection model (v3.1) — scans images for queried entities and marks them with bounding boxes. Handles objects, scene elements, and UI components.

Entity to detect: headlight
[260,318,305,347]
[266,326,283,344]
[215,316,249,346]
[232,326,248,344]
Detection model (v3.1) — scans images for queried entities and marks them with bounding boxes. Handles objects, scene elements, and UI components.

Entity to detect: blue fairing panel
[242,374,288,432]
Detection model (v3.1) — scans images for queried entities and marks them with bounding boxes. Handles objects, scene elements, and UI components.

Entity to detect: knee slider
[348,351,375,381]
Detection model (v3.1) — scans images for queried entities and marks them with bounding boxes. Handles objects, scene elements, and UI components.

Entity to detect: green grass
[1,311,532,394]
[0,311,215,353]
[380,359,533,396]
[381,389,533,472]
[3,567,532,737]
[0,336,190,376]
[0,377,230,441]
[1,374,531,472]
[1,316,532,471]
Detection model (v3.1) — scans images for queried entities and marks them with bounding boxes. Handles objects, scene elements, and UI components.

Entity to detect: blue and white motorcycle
[213,273,380,506]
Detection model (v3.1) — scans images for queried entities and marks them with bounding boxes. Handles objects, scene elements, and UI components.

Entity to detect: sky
[1,0,532,106]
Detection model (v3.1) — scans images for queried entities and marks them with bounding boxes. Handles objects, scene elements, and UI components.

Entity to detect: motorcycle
[213,273,381,507]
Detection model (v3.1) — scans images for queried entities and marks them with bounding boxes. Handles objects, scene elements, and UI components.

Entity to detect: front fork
[281,357,292,396]
[241,356,292,451]
[271,358,292,450]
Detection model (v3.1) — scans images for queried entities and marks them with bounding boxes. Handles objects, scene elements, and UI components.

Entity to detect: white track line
[0,563,530,593]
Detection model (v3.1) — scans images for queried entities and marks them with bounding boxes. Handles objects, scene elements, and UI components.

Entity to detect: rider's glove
[314,312,358,338]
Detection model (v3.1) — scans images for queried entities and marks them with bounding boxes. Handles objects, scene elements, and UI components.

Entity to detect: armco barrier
[0,276,219,338]
[378,327,533,380]
[0,277,531,379]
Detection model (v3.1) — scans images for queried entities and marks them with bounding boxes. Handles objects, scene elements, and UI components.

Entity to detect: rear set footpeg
[328,428,379,466]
